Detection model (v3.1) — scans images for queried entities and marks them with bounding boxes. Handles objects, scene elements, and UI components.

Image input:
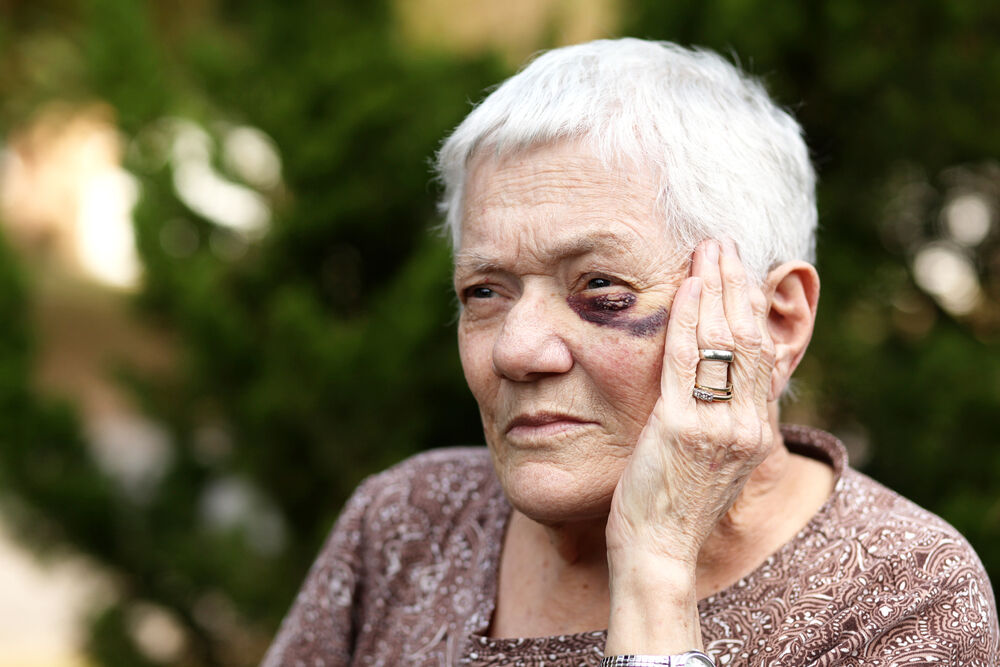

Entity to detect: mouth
[504,412,597,439]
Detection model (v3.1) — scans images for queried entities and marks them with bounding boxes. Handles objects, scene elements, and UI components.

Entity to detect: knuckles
[759,341,777,368]
[756,332,777,369]
[666,339,700,369]
[664,416,771,466]
[669,416,705,449]
[749,287,768,314]
[730,423,767,457]
[702,322,735,348]
[731,319,762,350]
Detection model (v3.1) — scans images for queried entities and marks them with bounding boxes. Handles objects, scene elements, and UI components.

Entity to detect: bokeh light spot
[943,192,992,246]
[913,242,982,316]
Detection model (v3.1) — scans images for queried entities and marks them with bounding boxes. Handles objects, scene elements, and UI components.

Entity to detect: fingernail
[722,238,739,257]
[704,240,719,262]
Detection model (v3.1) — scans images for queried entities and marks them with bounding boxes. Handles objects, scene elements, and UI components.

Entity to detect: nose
[492,291,573,382]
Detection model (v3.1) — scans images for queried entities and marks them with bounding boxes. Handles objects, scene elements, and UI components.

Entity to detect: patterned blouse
[262,426,999,666]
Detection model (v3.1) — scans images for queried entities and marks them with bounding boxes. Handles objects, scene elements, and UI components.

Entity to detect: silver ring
[693,383,734,403]
[699,349,735,363]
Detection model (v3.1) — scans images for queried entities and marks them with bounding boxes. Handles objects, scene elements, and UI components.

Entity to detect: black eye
[586,277,613,289]
[468,286,495,299]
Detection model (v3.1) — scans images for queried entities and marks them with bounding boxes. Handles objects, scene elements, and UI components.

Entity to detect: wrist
[606,552,701,655]
[608,549,698,594]
[605,527,701,574]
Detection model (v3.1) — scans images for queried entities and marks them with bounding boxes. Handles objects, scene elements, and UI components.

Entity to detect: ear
[764,261,820,399]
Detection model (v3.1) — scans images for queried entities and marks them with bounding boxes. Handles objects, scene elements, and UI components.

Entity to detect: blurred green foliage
[1,1,999,665]
[3,0,501,663]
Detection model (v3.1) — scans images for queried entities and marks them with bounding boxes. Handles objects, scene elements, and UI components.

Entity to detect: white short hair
[435,38,817,281]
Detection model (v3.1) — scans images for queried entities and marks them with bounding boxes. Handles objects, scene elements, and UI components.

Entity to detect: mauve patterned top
[262,426,999,666]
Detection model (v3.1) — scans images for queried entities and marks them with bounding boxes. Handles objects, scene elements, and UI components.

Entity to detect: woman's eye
[467,286,495,299]
[586,277,613,289]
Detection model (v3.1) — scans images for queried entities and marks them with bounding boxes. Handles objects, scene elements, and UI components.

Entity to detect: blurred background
[1,1,999,665]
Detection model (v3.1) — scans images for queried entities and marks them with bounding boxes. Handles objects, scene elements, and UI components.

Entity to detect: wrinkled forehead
[463,136,655,202]
[460,141,664,238]
[455,140,684,274]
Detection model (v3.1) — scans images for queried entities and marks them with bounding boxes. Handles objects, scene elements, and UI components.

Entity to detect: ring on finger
[699,348,735,363]
[693,383,734,403]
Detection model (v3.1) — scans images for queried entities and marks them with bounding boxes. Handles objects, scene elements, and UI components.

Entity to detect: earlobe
[764,261,820,399]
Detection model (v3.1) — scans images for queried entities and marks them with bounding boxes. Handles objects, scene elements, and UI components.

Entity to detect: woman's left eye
[586,277,614,289]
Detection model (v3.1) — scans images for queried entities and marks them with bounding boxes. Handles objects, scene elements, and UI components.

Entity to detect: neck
[510,510,611,594]
[492,510,612,636]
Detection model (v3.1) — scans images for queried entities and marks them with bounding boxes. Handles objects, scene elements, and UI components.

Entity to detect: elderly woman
[263,39,998,666]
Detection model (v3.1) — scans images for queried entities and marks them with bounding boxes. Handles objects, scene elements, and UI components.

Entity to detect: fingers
[661,276,702,405]
[719,239,762,415]
[717,239,776,411]
[692,241,734,392]
[720,240,776,460]
[749,284,775,410]
[665,239,775,421]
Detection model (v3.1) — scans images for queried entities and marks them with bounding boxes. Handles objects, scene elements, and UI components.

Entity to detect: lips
[504,411,595,437]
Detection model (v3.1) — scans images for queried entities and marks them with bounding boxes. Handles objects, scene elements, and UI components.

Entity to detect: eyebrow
[453,230,639,274]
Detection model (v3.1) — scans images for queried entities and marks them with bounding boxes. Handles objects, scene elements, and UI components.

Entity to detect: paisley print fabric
[262,426,999,666]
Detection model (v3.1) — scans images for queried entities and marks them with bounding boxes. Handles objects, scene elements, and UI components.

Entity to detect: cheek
[458,327,497,404]
[583,332,665,427]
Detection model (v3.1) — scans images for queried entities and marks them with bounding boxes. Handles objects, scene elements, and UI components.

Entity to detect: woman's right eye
[466,286,495,299]
[586,277,613,289]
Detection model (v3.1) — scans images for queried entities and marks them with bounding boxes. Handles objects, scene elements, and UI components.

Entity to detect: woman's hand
[604,238,776,654]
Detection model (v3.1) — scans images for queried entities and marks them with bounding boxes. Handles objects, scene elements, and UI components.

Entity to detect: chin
[494,457,620,525]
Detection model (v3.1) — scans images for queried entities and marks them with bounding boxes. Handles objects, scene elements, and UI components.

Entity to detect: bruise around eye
[565,291,667,337]
[589,292,635,311]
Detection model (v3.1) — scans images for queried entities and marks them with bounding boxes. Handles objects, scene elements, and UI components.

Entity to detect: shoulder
[821,469,999,662]
[373,446,496,486]
[346,446,505,556]
[833,467,986,576]
[767,426,998,663]
[781,424,988,582]
[262,450,498,666]
[262,451,499,665]
[346,448,508,647]
[352,446,498,517]
[308,446,501,572]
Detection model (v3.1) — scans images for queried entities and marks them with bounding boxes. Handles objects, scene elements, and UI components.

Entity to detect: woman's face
[455,141,688,525]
